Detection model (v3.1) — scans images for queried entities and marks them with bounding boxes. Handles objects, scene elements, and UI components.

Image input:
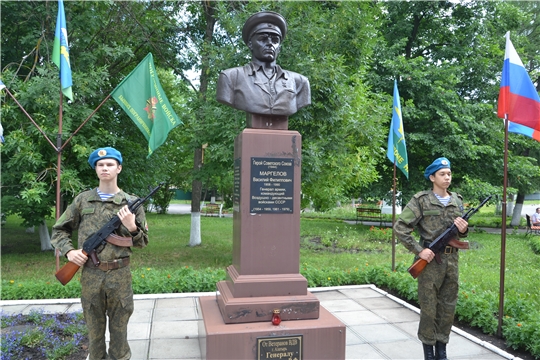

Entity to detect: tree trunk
[188,2,216,247]
[39,220,53,251]
[190,212,202,247]
[511,192,525,227]
[190,147,203,247]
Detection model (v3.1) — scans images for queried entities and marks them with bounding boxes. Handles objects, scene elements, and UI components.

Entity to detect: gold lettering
[393,146,404,164]
[161,103,177,126]
[118,95,151,136]
[118,95,132,110]
[129,107,151,136]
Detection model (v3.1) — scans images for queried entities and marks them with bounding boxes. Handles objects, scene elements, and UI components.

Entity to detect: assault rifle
[55,182,164,285]
[407,195,492,279]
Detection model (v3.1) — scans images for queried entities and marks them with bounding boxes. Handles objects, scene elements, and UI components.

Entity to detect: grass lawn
[1,211,538,299]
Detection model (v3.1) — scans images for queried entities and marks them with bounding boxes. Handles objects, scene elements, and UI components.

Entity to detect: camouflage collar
[88,188,127,204]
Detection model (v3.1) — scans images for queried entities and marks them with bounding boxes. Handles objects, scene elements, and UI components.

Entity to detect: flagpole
[61,94,111,150]
[498,115,509,337]
[55,89,63,272]
[391,160,397,271]
[2,87,56,150]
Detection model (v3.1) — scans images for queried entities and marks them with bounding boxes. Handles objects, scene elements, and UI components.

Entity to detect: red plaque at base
[199,296,346,360]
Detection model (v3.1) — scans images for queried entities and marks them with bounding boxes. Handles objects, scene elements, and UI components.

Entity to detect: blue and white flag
[386,80,409,178]
[52,0,73,101]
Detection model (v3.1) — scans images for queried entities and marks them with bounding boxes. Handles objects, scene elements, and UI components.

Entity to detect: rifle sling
[106,233,134,247]
[447,238,470,249]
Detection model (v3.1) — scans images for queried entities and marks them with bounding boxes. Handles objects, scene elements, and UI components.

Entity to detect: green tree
[1,1,188,247]
[363,0,540,213]
[3,0,540,244]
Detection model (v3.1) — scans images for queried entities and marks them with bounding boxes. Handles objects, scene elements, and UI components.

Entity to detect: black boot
[423,343,435,360]
[435,341,448,360]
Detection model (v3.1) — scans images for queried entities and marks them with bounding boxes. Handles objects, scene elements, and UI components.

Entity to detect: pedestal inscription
[257,335,302,360]
[250,157,294,213]
[234,158,241,212]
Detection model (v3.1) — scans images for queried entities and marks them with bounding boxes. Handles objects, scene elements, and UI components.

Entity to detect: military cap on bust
[242,11,287,45]
[88,147,123,169]
[424,157,451,180]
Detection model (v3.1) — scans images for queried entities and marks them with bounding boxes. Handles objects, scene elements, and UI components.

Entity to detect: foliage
[131,266,226,294]
[150,182,176,215]
[360,1,540,205]
[0,310,87,360]
[0,1,188,227]
[7,1,539,216]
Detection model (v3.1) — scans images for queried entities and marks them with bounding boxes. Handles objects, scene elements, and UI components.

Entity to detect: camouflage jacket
[394,190,468,256]
[51,188,148,262]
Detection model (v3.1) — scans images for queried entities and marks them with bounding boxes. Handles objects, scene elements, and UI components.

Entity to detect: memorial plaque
[250,157,294,213]
[257,335,302,360]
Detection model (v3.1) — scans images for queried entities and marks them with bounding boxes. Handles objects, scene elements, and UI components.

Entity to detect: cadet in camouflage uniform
[52,147,148,360]
[394,158,468,360]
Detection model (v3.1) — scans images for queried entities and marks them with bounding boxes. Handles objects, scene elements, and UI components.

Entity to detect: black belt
[84,257,130,271]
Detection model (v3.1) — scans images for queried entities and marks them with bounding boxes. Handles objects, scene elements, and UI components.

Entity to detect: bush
[150,182,175,214]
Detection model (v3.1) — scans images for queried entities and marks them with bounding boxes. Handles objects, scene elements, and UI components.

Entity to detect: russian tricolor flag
[498,32,540,141]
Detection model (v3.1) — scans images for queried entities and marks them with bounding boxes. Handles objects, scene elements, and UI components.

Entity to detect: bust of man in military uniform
[216,11,311,121]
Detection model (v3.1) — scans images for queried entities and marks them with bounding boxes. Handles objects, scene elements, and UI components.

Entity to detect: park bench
[525,214,540,236]
[204,203,223,217]
[356,206,382,226]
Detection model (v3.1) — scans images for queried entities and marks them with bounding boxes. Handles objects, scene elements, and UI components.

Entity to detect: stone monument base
[216,280,320,324]
[198,296,346,360]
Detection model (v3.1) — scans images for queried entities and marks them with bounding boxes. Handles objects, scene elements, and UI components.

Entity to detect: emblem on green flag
[111,53,182,157]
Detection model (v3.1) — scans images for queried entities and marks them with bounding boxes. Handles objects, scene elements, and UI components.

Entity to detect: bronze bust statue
[216,11,311,127]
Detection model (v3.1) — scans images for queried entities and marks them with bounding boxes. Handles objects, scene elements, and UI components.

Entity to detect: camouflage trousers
[81,265,134,360]
[417,251,459,345]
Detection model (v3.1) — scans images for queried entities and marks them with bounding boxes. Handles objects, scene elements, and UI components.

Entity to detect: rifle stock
[408,258,428,279]
[55,250,88,285]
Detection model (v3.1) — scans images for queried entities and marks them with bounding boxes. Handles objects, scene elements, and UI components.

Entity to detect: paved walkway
[0,285,522,360]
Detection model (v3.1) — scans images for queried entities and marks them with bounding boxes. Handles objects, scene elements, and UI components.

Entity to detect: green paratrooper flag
[111,53,182,157]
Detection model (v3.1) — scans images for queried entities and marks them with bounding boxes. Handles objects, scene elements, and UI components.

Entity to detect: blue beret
[424,157,451,180]
[88,147,123,169]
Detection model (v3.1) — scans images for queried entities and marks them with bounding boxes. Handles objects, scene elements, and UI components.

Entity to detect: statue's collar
[248,61,287,80]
